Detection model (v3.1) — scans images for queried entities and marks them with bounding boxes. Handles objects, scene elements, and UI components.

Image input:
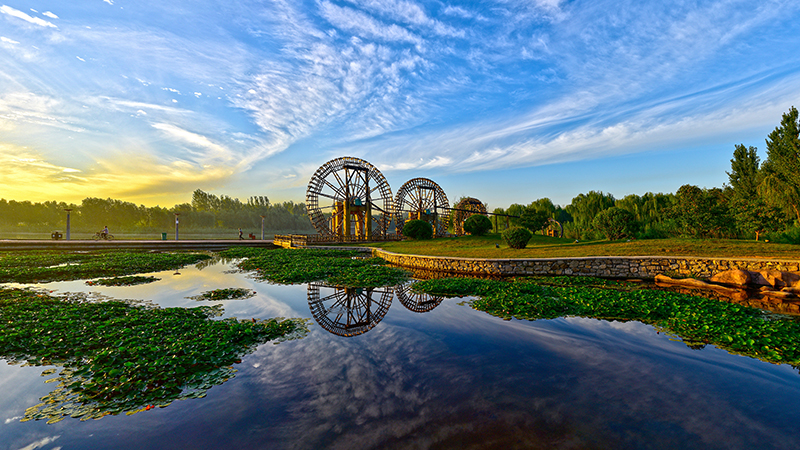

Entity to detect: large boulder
[655,274,746,299]
[709,269,751,287]
[750,270,800,289]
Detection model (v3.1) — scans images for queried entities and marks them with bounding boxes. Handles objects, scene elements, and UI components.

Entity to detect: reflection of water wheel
[396,282,443,313]
[307,283,393,337]
[305,157,393,238]
[453,197,487,236]
[394,178,449,237]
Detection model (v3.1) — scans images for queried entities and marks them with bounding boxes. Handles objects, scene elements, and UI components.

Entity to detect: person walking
[238,228,243,240]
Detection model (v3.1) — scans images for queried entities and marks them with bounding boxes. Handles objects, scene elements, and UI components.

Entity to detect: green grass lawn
[359,234,800,259]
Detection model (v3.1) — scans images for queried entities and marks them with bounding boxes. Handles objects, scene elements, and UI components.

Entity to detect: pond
[3,258,800,449]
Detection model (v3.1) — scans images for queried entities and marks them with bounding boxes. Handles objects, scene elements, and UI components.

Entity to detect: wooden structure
[305,157,393,240]
[452,197,488,236]
[394,178,450,237]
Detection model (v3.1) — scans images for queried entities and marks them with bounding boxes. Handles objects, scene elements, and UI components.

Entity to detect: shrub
[592,207,637,240]
[463,215,493,236]
[764,225,800,244]
[502,226,532,249]
[402,220,433,240]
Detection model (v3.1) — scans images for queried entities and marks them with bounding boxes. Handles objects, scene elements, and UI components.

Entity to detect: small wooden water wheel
[305,156,393,239]
[394,178,450,237]
[453,197,487,236]
[544,217,564,238]
[396,282,443,313]
[307,283,393,337]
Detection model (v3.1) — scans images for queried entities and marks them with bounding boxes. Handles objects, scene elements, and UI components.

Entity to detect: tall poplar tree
[727,144,760,200]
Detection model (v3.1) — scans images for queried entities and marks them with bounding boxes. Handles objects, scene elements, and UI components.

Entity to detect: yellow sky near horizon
[0,142,240,207]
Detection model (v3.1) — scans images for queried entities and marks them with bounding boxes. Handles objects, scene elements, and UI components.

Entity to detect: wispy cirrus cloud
[0,5,57,28]
[343,0,465,38]
[319,1,423,45]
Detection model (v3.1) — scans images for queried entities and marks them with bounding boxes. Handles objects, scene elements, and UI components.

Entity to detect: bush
[502,227,532,249]
[402,220,433,240]
[764,225,800,244]
[592,207,637,240]
[463,215,493,236]
[636,222,670,240]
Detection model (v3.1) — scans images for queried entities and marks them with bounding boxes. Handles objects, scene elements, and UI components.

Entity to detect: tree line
[0,190,314,233]
[488,106,800,244]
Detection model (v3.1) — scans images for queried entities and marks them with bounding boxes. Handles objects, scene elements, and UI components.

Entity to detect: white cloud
[104,0,114,5]
[0,5,57,28]
[151,122,231,160]
[14,435,61,450]
[319,1,423,45]
[345,0,465,38]
[76,56,85,62]
[1,36,19,44]
[42,11,58,19]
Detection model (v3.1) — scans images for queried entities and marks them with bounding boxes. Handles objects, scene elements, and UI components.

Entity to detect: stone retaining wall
[371,248,800,279]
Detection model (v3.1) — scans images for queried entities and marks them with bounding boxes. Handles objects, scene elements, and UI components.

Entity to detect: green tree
[592,207,636,240]
[760,106,800,222]
[730,197,786,240]
[520,207,549,234]
[565,191,616,230]
[669,185,732,238]
[492,207,506,232]
[727,144,761,200]
[506,203,526,227]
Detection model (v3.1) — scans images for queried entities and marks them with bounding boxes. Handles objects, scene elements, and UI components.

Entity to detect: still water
[2,259,800,450]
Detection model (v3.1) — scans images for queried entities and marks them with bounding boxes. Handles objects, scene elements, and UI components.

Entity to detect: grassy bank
[361,234,800,259]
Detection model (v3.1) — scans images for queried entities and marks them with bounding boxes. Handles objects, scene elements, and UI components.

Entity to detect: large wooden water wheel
[307,283,393,337]
[452,197,487,236]
[306,157,393,239]
[394,178,449,237]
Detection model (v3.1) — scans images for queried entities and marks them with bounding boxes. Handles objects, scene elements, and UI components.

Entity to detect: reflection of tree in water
[307,283,393,337]
[396,282,444,313]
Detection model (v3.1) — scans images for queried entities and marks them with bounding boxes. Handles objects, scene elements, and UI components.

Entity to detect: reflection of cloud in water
[6,260,306,319]
[239,307,800,449]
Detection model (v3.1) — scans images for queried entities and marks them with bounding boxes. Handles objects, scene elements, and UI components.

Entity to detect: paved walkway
[0,239,275,252]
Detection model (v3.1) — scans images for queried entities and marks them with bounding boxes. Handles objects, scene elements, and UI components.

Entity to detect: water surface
[2,260,800,449]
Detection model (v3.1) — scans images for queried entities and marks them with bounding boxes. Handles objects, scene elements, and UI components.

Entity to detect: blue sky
[1,0,799,209]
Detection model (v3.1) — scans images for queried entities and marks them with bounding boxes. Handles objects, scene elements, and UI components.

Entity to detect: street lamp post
[64,209,72,240]
[260,215,265,240]
[174,213,180,240]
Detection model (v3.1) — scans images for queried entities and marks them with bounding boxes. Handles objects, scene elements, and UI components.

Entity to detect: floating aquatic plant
[220,247,409,287]
[86,276,160,287]
[189,287,256,301]
[0,287,306,423]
